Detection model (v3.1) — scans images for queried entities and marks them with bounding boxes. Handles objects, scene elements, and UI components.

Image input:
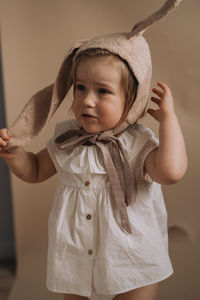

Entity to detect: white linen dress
[46,119,173,299]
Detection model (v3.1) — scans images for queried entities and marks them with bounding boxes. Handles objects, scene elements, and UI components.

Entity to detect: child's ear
[128,0,182,38]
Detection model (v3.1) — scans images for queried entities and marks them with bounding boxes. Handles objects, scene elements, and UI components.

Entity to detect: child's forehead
[78,54,122,66]
[75,57,122,87]
[77,55,123,73]
[75,54,124,77]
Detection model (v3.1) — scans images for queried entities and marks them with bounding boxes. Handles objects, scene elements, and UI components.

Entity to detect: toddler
[0,1,187,300]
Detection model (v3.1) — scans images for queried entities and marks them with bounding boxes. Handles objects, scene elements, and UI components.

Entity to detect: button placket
[83,176,95,257]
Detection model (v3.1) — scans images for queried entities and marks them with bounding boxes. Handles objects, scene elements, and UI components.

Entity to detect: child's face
[72,55,125,133]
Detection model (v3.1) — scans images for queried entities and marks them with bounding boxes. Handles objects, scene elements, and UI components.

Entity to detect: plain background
[0,0,200,299]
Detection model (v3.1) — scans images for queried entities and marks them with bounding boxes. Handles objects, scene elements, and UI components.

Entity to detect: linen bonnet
[6,0,183,148]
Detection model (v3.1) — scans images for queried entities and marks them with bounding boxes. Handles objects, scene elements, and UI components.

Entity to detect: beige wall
[0,0,200,299]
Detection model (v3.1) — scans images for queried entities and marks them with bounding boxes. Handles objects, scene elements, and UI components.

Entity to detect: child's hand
[148,81,175,122]
[0,128,16,160]
[1,128,56,182]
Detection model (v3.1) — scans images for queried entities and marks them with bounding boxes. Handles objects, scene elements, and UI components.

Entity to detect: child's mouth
[82,114,97,119]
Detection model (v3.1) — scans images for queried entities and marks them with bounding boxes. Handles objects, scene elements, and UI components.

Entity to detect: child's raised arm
[0,128,56,183]
[144,82,187,185]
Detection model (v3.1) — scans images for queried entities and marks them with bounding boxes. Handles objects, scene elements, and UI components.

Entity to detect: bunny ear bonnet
[7,0,183,149]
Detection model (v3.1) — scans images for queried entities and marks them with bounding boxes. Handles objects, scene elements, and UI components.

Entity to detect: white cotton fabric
[46,119,173,298]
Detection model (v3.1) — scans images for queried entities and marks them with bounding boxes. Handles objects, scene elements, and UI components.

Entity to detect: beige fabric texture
[0,0,199,299]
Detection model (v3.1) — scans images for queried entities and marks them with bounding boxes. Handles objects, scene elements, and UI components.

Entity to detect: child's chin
[83,127,100,134]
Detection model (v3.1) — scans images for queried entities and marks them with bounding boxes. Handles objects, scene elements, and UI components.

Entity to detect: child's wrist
[158,110,177,123]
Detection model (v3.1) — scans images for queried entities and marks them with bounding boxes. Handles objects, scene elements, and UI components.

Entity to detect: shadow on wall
[0,50,16,262]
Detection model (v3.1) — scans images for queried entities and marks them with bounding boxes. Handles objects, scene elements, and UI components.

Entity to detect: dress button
[85,181,90,186]
[88,249,93,255]
[86,214,92,220]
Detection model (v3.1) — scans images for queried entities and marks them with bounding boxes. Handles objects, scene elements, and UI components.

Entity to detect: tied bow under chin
[55,127,137,234]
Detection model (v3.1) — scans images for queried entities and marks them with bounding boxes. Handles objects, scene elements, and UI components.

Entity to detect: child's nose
[83,92,96,107]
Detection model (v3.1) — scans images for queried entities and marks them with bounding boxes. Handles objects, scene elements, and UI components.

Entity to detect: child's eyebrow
[95,80,117,90]
[75,78,84,83]
[75,77,116,90]
[96,82,116,91]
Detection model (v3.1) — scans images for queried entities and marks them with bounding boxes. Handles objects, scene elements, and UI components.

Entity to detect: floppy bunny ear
[7,40,87,148]
[128,0,183,38]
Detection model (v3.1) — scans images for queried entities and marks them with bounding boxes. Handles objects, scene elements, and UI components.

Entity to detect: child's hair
[73,48,138,126]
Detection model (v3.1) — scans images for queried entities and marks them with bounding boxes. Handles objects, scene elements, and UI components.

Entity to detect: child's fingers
[0,128,10,140]
[157,81,166,88]
[152,88,164,98]
[147,108,156,115]
[151,97,161,105]
[0,138,7,148]
[157,81,172,95]
[147,108,159,120]
[157,81,174,108]
[0,141,6,148]
[0,128,10,147]
[152,81,172,101]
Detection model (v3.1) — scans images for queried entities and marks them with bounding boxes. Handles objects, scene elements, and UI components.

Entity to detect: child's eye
[98,88,110,95]
[76,84,85,91]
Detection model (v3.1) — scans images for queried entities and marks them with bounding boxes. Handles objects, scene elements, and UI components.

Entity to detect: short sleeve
[134,135,158,184]
[121,123,159,185]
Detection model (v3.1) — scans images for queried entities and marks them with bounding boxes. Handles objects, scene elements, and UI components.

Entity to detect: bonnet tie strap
[55,128,137,234]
